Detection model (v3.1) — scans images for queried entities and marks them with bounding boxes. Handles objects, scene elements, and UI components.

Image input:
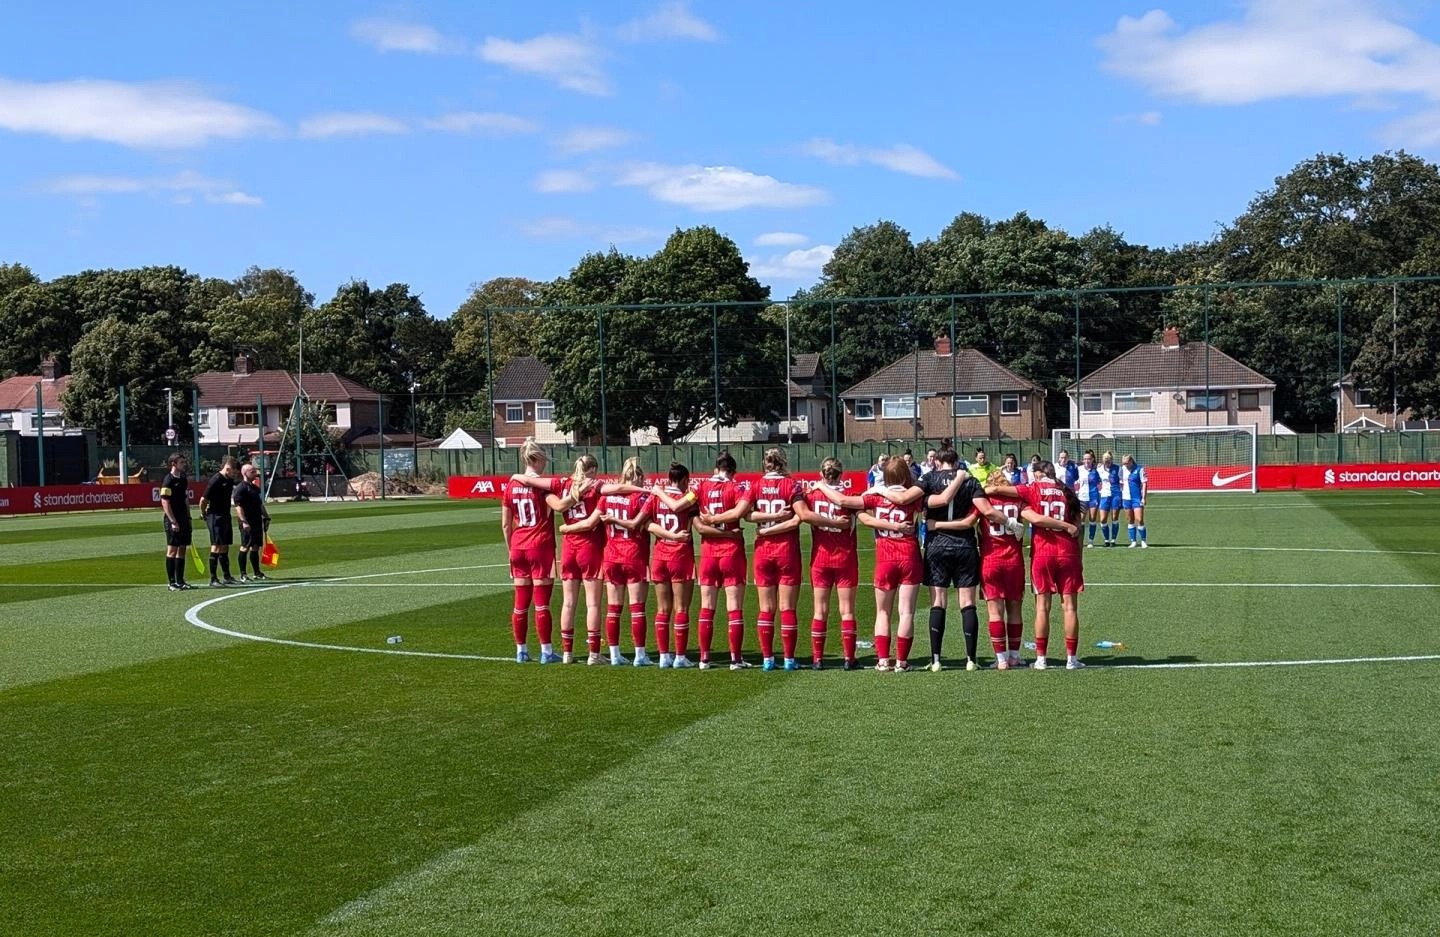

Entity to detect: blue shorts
[1078,498,1094,511]
[1122,499,1142,510]
[1101,495,1122,512]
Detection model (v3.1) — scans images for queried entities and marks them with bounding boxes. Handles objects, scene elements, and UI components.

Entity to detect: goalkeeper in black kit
[233,463,270,581]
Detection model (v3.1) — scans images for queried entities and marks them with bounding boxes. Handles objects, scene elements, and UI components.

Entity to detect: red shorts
[1031,553,1084,595]
[811,561,859,590]
[699,547,747,587]
[753,541,802,587]
[603,554,648,585]
[981,560,1026,602]
[509,545,555,581]
[650,548,695,583]
[560,540,603,581]
[873,553,923,591]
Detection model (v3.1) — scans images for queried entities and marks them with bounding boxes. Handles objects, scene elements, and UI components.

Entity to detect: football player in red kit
[749,448,806,671]
[987,462,1087,670]
[647,462,698,669]
[502,440,584,664]
[976,481,1077,669]
[794,457,861,670]
[598,457,656,666]
[694,452,752,670]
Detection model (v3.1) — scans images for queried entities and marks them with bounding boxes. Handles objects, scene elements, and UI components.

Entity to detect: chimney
[40,355,58,381]
[934,335,953,357]
[1161,327,1181,349]
[234,353,256,375]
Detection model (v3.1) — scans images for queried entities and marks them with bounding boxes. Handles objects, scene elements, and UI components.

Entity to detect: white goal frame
[1051,424,1259,494]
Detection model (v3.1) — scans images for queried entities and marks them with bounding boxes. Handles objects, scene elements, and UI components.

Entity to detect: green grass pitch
[2,491,1439,936]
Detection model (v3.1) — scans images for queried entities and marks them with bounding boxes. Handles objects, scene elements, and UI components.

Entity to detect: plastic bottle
[386,635,403,645]
[1094,640,1125,649]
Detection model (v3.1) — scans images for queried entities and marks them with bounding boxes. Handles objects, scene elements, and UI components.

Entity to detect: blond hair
[570,454,597,493]
[519,439,546,469]
[763,447,788,474]
[820,456,843,483]
[620,456,645,486]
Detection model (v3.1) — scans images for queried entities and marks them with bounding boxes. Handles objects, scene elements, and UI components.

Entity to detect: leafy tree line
[3,151,1440,445]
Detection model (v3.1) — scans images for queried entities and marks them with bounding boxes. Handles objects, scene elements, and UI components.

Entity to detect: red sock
[988,620,1006,655]
[512,583,533,645]
[780,609,798,660]
[674,611,690,656]
[654,613,670,657]
[629,603,647,652]
[699,608,714,661]
[875,633,891,663]
[1065,635,1078,658]
[896,634,912,664]
[533,582,553,645]
[1035,637,1049,659]
[605,605,621,649]
[587,627,601,655]
[727,609,744,662]
[561,626,575,654]
[757,612,775,659]
[1007,620,1023,652]
[810,618,827,663]
[841,618,857,661]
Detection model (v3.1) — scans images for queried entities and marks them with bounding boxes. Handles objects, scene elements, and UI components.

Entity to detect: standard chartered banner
[0,482,205,516]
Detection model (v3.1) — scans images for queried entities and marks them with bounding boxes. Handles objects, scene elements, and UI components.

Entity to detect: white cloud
[555,125,636,154]
[748,245,834,281]
[533,169,598,193]
[424,111,540,135]
[755,231,809,247]
[520,215,658,243]
[1097,2,1440,106]
[298,111,410,138]
[617,2,720,42]
[1114,110,1163,125]
[615,163,827,211]
[0,77,278,148]
[42,170,261,206]
[479,33,611,95]
[349,17,463,54]
[800,138,958,180]
[1381,108,1440,147]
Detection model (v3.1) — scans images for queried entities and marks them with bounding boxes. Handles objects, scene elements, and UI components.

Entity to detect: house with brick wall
[1334,374,1440,432]
[192,354,387,445]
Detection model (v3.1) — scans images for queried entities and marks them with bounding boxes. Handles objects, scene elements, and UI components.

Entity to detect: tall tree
[448,277,544,398]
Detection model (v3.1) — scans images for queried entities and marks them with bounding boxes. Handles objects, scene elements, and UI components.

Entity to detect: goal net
[1050,425,1258,493]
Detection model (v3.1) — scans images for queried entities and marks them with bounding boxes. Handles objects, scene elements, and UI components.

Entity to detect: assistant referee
[200,457,240,586]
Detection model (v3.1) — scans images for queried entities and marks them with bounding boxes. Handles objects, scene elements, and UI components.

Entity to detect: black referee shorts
[923,540,980,588]
[205,513,233,547]
[163,517,193,548]
[239,521,263,550]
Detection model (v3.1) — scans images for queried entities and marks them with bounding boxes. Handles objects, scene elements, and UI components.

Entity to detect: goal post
[1050,425,1259,493]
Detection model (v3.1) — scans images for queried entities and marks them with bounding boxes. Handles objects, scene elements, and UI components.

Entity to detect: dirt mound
[347,471,443,497]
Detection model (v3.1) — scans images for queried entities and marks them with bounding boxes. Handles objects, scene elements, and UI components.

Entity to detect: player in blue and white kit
[1121,455,1148,548]
[1099,451,1122,547]
[1054,449,1080,490]
[1076,450,1101,548]
[1001,453,1025,485]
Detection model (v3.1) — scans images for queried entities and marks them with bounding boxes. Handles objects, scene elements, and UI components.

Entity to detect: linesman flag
[188,543,206,575]
[261,534,280,569]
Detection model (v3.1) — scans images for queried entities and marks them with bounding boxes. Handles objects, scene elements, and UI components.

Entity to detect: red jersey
[602,490,653,559]
[651,483,695,559]
[1021,481,1081,557]
[803,487,857,567]
[503,475,556,554]
[975,492,1024,566]
[695,476,751,551]
[751,473,803,551]
[862,489,922,564]
[559,477,606,550]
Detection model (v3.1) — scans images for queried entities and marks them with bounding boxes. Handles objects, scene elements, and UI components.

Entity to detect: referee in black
[200,456,240,586]
[918,448,993,671]
[160,452,195,591]
[233,463,270,581]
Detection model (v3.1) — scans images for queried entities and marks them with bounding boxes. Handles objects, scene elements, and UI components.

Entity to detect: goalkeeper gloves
[1005,517,1026,539]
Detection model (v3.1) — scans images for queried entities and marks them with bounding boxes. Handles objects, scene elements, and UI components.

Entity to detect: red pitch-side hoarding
[0,481,205,516]
[448,471,874,499]
[1258,463,1440,490]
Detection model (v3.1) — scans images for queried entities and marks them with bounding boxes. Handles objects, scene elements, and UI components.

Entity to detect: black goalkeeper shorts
[923,540,981,588]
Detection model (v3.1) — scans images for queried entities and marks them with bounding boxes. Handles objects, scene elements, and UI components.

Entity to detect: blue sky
[6,0,1440,315]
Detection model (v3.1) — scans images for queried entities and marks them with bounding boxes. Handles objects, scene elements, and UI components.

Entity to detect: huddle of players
[501,439,1090,672]
[159,453,271,591]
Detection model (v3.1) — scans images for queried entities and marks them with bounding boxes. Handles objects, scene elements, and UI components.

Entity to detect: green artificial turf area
[2,491,1438,936]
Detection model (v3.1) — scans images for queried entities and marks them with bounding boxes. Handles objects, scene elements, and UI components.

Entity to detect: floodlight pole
[785,305,792,444]
[118,384,129,483]
[35,382,45,486]
[164,386,173,441]
[410,380,419,475]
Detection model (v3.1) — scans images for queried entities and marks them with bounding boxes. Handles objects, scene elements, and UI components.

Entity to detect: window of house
[882,396,916,419]
[952,394,989,417]
[1112,391,1152,412]
[1080,393,1104,414]
[1238,389,1261,411]
[1353,388,1373,408]
[227,409,259,428]
[1000,394,1021,415]
[535,401,554,422]
[854,400,874,420]
[196,411,209,427]
[505,403,524,423]
[1185,392,1226,412]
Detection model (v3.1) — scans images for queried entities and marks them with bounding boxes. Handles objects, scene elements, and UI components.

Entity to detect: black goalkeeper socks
[961,605,980,661]
[928,606,947,660]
